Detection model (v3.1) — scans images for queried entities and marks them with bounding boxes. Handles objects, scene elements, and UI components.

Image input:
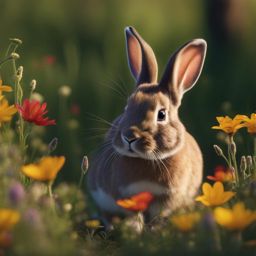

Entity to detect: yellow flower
[212,115,246,135]
[84,219,101,229]
[0,209,20,248]
[0,98,17,126]
[0,209,20,231]
[21,156,65,181]
[239,113,256,134]
[214,202,256,231]
[195,182,235,206]
[171,212,200,232]
[0,80,12,101]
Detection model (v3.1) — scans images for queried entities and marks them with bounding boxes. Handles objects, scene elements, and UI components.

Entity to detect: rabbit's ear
[159,39,207,105]
[125,27,158,85]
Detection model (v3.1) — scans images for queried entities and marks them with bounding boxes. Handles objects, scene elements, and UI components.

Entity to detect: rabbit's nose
[121,134,137,144]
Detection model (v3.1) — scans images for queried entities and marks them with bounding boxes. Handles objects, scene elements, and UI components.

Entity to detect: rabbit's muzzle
[114,125,157,159]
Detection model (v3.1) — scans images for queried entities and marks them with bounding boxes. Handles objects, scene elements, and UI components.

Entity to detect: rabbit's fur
[88,27,206,222]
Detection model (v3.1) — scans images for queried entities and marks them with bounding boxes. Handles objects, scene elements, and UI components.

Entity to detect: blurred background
[0,0,256,183]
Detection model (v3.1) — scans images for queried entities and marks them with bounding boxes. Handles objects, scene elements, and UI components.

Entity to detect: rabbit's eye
[157,109,166,121]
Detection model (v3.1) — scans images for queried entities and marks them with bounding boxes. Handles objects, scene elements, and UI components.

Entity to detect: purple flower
[8,182,25,205]
[24,208,42,228]
[201,212,216,231]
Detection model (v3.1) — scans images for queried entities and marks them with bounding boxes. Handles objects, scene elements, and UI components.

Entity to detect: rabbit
[87,26,206,223]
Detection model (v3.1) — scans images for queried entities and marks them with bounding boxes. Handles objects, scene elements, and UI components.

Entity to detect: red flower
[70,103,80,116]
[207,165,234,182]
[43,55,56,65]
[16,99,56,126]
[116,192,154,212]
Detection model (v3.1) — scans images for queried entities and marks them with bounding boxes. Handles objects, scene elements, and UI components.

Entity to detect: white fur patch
[120,181,170,197]
[91,189,120,213]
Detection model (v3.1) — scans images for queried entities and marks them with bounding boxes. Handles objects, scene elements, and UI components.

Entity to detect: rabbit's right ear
[159,39,207,106]
[125,27,158,85]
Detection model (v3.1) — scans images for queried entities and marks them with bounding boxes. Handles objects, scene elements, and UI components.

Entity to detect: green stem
[253,136,256,157]
[47,182,53,198]
[11,54,26,159]
[230,231,242,252]
[220,154,231,168]
[47,181,56,213]
[13,44,19,53]
[5,42,14,57]
[227,138,232,168]
[229,135,239,185]
[12,59,18,103]
[78,169,85,189]
[0,56,13,67]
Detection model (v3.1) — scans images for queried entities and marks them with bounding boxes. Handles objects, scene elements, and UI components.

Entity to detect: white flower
[31,92,44,103]
[59,85,72,97]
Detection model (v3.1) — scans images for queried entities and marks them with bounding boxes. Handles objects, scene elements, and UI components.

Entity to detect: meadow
[0,0,256,255]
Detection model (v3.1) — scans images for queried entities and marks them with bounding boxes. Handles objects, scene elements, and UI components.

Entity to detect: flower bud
[10,53,20,60]
[230,167,236,181]
[81,155,89,175]
[213,145,223,156]
[240,156,247,173]
[230,141,237,155]
[10,38,22,44]
[30,79,37,91]
[247,155,253,169]
[48,137,58,152]
[16,66,23,82]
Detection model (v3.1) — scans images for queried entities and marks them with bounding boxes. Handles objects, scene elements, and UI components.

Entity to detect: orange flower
[0,209,20,248]
[0,99,17,126]
[214,202,256,231]
[239,113,256,134]
[116,192,154,212]
[0,80,12,101]
[0,209,20,231]
[195,182,235,207]
[212,115,246,135]
[207,165,234,182]
[21,156,65,181]
[171,212,200,232]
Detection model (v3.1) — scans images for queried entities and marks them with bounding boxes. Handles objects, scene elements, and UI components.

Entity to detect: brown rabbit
[87,26,206,222]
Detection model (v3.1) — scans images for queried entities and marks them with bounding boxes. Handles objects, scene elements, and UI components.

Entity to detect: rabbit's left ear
[159,39,207,105]
[125,27,158,85]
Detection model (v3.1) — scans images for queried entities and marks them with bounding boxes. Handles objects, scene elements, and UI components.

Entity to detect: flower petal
[221,191,236,204]
[202,183,212,197]
[214,207,233,228]
[21,156,65,181]
[195,196,210,206]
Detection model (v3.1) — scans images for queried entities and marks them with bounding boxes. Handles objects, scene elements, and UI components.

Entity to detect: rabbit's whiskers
[85,112,118,129]
[99,81,126,99]
[82,127,111,140]
[151,149,168,176]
